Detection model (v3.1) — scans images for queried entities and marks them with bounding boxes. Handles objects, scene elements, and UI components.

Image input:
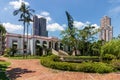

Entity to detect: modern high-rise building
[99,16,113,41]
[33,15,48,37]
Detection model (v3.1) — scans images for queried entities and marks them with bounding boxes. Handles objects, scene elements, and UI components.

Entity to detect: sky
[0,0,120,38]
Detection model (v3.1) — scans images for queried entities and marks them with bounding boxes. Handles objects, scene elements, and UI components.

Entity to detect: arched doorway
[11,41,18,56]
[49,42,52,49]
[35,40,43,56]
[55,42,58,51]
[68,46,71,51]
[42,41,48,55]
[60,43,63,50]
[42,41,47,48]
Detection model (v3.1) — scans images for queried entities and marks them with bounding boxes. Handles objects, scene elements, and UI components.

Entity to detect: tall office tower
[99,16,113,41]
[33,15,48,37]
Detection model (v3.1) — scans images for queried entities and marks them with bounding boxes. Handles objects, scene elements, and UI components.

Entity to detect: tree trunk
[26,23,29,56]
[23,22,25,58]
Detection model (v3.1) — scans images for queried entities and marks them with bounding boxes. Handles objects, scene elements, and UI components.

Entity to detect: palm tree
[13,2,34,56]
[0,24,6,54]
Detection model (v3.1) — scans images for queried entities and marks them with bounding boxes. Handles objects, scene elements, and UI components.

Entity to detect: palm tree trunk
[27,23,29,55]
[23,22,25,57]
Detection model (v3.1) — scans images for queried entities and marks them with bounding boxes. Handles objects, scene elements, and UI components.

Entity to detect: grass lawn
[0,61,10,80]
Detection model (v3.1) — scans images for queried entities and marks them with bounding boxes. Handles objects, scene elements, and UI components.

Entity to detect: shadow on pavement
[6,67,35,80]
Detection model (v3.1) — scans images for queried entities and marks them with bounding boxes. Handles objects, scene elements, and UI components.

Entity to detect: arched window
[60,43,63,50]
[42,41,47,48]
[55,42,58,51]
[49,42,51,48]
[35,40,43,56]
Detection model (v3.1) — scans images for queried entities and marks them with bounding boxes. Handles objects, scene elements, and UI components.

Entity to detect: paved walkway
[0,56,120,80]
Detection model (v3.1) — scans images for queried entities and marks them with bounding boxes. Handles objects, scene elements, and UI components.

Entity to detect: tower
[33,15,48,37]
[99,16,113,41]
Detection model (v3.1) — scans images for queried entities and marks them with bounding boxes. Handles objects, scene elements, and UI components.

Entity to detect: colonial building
[5,33,66,56]
[99,16,113,41]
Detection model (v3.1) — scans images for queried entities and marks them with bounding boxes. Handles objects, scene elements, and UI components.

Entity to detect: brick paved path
[0,56,120,80]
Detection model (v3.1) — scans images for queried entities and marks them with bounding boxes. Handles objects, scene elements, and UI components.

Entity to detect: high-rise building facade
[33,15,48,37]
[99,16,113,41]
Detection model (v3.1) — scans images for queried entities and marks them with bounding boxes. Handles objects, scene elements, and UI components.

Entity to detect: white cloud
[40,11,50,16]
[47,23,64,31]
[91,24,99,29]
[85,21,91,25]
[9,0,29,9]
[73,21,94,29]
[74,21,84,28]
[73,20,100,30]
[36,11,52,23]
[2,22,23,33]
[36,14,52,23]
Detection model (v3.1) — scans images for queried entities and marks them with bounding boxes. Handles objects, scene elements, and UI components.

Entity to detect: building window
[12,41,18,49]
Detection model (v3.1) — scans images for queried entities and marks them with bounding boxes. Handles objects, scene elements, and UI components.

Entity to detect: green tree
[101,39,120,59]
[78,25,99,55]
[91,40,103,56]
[61,11,79,55]
[61,27,78,55]
[0,24,6,54]
[61,12,100,56]
[13,2,34,55]
[116,34,120,39]
[61,25,99,56]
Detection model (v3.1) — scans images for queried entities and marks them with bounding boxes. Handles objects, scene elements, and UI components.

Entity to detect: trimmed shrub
[4,48,11,57]
[75,62,113,73]
[111,60,120,71]
[103,54,116,60]
[62,56,100,63]
[41,55,114,73]
[0,61,10,80]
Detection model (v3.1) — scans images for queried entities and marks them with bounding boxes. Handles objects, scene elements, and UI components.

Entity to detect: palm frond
[18,19,25,21]
[13,10,20,16]
[20,14,24,19]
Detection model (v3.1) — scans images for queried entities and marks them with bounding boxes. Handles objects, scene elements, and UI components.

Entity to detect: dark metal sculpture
[65,11,74,30]
[65,11,78,55]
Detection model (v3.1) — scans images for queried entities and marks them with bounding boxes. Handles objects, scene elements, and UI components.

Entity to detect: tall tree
[0,24,6,54]
[13,2,34,55]
[78,25,99,55]
[61,27,78,55]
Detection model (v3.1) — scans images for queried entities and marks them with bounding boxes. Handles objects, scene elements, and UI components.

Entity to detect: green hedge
[111,60,120,71]
[62,56,100,62]
[103,54,116,60]
[0,61,10,80]
[41,55,114,73]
